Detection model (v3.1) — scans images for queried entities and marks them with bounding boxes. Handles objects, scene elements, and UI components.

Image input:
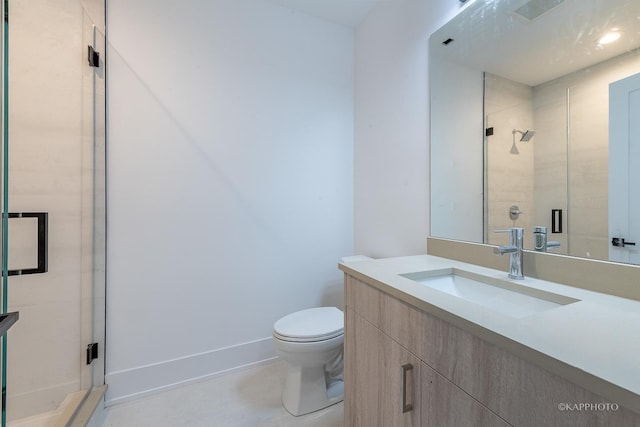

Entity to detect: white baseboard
[105,337,276,406]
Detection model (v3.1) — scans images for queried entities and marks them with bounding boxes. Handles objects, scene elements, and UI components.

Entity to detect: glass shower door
[0,0,106,424]
[1,0,10,424]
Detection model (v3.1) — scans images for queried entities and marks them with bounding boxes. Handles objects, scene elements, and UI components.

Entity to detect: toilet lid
[273,307,344,342]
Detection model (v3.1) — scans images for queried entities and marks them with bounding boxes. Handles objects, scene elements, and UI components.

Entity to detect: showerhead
[512,129,535,142]
[520,130,535,141]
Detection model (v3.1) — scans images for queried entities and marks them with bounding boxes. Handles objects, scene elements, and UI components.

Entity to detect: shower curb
[63,385,108,427]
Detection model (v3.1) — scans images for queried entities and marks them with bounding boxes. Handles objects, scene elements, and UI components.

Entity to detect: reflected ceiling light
[597,30,622,45]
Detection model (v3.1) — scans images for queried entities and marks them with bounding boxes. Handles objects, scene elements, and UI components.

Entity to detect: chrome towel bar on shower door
[4,212,48,276]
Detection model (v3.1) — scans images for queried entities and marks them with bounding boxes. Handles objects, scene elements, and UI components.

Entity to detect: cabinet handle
[401,363,413,413]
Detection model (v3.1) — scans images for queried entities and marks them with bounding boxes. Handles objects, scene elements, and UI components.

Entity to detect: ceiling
[265,0,381,28]
[431,0,640,86]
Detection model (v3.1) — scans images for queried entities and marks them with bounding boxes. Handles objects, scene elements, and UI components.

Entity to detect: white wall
[354,0,464,257]
[106,0,354,404]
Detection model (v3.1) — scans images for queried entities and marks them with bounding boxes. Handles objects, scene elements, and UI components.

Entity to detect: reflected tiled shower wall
[485,49,640,259]
[484,74,535,248]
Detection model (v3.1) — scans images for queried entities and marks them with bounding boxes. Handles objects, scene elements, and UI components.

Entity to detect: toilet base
[281,364,344,416]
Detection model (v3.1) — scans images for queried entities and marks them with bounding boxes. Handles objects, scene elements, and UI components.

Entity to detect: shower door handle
[5,212,48,276]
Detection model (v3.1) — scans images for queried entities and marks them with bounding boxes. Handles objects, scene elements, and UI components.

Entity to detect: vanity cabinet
[344,273,640,426]
[345,274,507,427]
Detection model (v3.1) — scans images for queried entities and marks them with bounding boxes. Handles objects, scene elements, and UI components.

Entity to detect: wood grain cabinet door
[421,361,512,427]
[345,307,422,427]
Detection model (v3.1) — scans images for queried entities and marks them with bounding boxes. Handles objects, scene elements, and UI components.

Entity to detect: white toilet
[272,307,344,416]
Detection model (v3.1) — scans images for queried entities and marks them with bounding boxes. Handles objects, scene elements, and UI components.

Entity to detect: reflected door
[609,72,640,264]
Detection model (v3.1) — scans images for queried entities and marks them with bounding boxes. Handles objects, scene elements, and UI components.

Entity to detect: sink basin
[400,268,579,318]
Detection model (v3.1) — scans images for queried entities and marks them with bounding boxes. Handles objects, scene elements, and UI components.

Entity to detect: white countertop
[339,254,640,413]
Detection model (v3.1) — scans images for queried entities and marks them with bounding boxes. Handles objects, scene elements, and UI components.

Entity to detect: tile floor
[101,359,344,427]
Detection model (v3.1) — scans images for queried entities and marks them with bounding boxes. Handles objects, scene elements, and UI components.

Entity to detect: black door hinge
[88,45,100,67]
[86,342,99,365]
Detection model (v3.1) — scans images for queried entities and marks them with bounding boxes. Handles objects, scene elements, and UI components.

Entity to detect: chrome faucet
[493,227,524,279]
[533,226,560,252]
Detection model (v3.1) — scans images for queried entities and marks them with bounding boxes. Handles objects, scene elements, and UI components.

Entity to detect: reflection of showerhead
[510,129,535,154]
[520,130,535,141]
[513,129,535,141]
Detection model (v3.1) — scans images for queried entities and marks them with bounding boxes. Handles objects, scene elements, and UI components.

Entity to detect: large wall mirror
[430,0,640,266]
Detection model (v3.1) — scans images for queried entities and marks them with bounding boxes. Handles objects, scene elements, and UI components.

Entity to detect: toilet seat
[273,307,344,343]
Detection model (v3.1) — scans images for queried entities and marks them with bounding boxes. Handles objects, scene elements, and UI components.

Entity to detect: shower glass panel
[82,6,107,396]
[1,0,9,424]
[0,0,106,424]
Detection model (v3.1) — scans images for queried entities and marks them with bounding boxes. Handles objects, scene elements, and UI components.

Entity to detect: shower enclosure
[0,0,106,425]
